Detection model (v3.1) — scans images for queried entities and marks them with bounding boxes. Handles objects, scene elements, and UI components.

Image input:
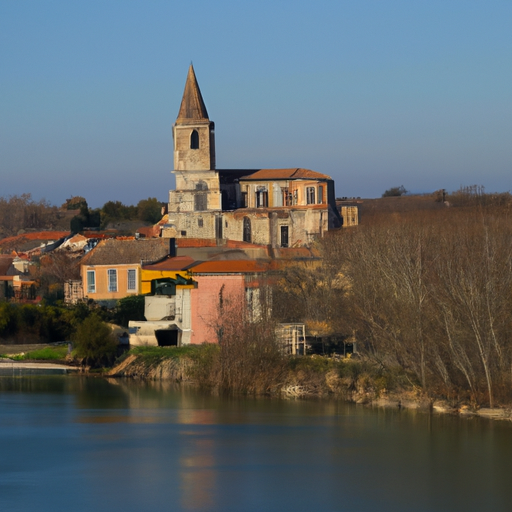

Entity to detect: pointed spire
[176,64,210,123]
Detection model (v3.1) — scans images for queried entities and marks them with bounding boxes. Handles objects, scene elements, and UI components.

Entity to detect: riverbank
[2,342,511,421]
[0,358,78,375]
[106,347,512,422]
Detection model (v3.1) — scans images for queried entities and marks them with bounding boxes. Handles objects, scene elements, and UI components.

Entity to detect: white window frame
[306,186,315,205]
[318,185,324,204]
[107,269,118,293]
[127,269,137,291]
[86,270,96,294]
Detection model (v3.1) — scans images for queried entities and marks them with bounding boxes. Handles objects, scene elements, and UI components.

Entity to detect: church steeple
[173,65,216,171]
[176,64,210,123]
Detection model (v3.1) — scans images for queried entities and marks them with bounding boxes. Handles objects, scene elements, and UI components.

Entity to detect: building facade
[165,65,343,248]
[78,238,170,301]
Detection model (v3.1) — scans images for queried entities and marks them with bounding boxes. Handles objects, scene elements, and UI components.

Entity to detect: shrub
[137,198,162,223]
[114,295,145,327]
[213,292,285,394]
[72,314,118,367]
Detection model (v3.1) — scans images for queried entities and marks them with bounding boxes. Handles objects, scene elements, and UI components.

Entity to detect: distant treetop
[63,196,87,210]
[382,186,408,197]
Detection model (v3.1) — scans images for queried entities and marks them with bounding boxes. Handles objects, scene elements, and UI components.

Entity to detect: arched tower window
[195,181,208,191]
[190,130,199,149]
[243,217,252,243]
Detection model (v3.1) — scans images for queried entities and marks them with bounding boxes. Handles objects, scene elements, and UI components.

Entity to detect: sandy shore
[0,359,78,374]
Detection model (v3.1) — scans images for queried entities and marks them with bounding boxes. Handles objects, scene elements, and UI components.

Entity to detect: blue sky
[1,0,511,207]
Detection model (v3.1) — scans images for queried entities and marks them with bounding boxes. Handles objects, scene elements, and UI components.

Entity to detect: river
[0,376,511,512]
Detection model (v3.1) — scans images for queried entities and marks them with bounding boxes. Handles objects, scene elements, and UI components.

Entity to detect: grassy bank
[0,345,68,361]
[109,344,418,403]
[6,343,511,417]
[108,346,512,418]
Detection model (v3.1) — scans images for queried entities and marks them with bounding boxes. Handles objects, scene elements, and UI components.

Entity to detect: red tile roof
[239,168,332,181]
[187,259,277,274]
[0,255,14,275]
[142,256,195,271]
[81,238,170,266]
[0,231,69,248]
[0,231,70,254]
[176,238,266,249]
[136,225,161,238]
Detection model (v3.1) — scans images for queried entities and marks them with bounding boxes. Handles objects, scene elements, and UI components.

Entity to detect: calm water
[0,377,511,512]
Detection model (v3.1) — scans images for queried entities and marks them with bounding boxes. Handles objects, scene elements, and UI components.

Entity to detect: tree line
[0,296,143,346]
[0,194,164,238]
[273,199,512,407]
[0,194,59,238]
[69,197,163,233]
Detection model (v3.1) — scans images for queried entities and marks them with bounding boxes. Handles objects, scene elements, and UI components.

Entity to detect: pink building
[188,260,275,344]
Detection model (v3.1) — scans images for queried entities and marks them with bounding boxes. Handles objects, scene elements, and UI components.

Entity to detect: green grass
[6,346,69,361]
[128,345,206,365]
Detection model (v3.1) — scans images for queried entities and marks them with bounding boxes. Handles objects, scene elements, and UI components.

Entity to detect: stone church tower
[167,66,344,244]
[169,65,221,216]
[173,64,215,172]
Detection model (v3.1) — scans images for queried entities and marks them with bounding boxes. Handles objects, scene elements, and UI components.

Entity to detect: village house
[163,65,344,248]
[186,259,276,344]
[128,256,275,347]
[0,253,38,302]
[76,238,170,303]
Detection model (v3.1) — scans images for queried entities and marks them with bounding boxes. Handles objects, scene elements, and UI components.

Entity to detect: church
[165,65,342,248]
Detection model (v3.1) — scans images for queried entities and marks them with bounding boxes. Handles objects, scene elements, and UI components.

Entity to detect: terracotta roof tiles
[81,238,170,266]
[142,256,195,271]
[0,231,70,253]
[175,238,265,249]
[222,168,332,181]
[0,255,14,275]
[187,259,277,274]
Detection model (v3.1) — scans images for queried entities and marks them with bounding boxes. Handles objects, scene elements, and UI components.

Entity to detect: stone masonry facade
[166,65,342,248]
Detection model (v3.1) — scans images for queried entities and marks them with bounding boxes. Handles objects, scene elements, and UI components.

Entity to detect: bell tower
[173,64,216,171]
[169,65,221,218]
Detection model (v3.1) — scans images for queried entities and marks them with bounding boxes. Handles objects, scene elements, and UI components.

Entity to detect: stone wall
[341,206,359,227]
[170,170,221,213]
[165,205,329,248]
[173,122,215,171]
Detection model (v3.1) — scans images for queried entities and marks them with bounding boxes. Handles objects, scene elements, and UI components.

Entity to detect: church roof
[219,168,332,181]
[176,64,210,123]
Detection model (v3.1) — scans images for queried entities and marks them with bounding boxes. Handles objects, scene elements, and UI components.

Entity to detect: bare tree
[212,287,285,394]
[0,194,58,237]
[329,207,512,406]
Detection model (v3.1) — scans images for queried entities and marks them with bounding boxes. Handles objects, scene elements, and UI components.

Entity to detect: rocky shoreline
[106,353,512,422]
[2,352,510,421]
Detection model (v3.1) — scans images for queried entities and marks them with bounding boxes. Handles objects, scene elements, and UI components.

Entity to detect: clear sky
[1,0,511,207]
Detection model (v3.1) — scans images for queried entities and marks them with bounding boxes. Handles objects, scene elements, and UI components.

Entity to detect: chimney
[169,238,177,257]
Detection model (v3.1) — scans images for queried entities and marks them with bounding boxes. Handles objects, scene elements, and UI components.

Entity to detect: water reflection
[180,438,216,510]
[1,376,512,512]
